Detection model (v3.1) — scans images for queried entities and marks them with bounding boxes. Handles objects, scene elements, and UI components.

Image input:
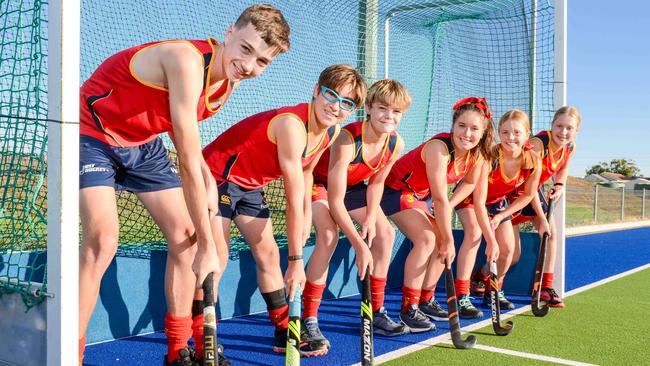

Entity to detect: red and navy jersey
[312,121,399,186]
[483,147,535,205]
[80,38,234,147]
[203,103,340,190]
[385,133,476,199]
[510,130,574,198]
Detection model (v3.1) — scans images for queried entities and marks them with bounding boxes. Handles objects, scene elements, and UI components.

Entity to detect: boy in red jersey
[506,106,581,308]
[379,97,497,332]
[455,110,542,318]
[78,5,290,365]
[202,64,366,356]
[300,80,410,351]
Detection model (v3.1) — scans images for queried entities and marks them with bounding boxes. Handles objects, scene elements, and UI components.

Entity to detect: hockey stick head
[531,297,550,317]
[444,265,478,349]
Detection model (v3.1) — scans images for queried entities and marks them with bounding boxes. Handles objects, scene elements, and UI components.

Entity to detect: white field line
[468,343,598,366]
[364,262,650,366]
[566,220,650,237]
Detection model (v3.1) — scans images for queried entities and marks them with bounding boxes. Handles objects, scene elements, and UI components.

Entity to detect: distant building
[584,172,650,191]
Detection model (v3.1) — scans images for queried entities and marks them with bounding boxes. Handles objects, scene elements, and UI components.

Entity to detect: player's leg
[534,215,564,307]
[453,208,485,319]
[419,222,449,322]
[485,220,516,310]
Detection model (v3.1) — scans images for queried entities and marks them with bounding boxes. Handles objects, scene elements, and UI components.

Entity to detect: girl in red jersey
[454,109,542,318]
[507,106,581,308]
[379,97,496,332]
[300,80,410,350]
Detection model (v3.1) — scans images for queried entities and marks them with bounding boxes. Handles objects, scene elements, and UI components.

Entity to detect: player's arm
[302,147,327,246]
[550,148,574,200]
[424,140,455,266]
[472,162,499,262]
[449,155,482,208]
[365,137,404,241]
[164,43,218,286]
[492,160,542,227]
[273,115,308,300]
[326,131,373,278]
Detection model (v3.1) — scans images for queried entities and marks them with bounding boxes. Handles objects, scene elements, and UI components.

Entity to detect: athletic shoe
[399,304,436,333]
[470,270,487,296]
[373,307,409,336]
[272,329,287,354]
[192,344,232,366]
[300,317,329,357]
[483,290,515,310]
[163,347,194,366]
[540,287,565,308]
[458,294,484,319]
[419,299,449,321]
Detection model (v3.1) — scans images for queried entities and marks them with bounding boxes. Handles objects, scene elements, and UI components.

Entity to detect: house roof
[600,172,627,181]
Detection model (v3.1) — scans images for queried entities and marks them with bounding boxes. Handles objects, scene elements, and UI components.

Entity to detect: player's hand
[193,245,220,289]
[437,238,456,268]
[485,239,500,263]
[354,242,374,279]
[284,261,306,302]
[490,214,505,230]
[549,186,563,200]
[538,218,551,239]
[359,218,376,249]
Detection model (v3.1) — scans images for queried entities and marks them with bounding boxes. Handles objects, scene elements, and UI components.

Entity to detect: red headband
[453,97,492,120]
[523,140,534,151]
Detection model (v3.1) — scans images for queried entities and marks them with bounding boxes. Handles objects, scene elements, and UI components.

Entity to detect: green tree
[585,159,640,177]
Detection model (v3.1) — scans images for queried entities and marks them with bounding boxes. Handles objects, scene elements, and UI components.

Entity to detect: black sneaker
[399,304,436,333]
[273,329,287,354]
[419,299,449,321]
[193,344,232,366]
[458,294,483,319]
[373,307,409,336]
[300,317,329,357]
[163,347,194,366]
[483,290,515,310]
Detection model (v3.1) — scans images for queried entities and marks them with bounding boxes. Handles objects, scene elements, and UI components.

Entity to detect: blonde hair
[366,79,412,110]
[495,109,538,170]
[235,4,290,54]
[452,100,496,162]
[318,64,367,107]
[552,106,581,127]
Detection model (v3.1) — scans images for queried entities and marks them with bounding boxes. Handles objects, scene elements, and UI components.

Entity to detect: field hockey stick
[489,261,514,336]
[360,264,374,365]
[202,272,218,365]
[444,258,477,349]
[532,195,557,317]
[286,284,302,366]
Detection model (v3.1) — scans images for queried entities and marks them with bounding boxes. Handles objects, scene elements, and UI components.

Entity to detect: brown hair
[366,79,412,110]
[318,64,367,107]
[552,106,581,127]
[451,102,496,162]
[495,109,539,170]
[235,4,291,54]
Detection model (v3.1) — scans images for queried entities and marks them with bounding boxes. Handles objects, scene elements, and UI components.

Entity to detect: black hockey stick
[488,262,513,336]
[286,285,302,366]
[532,196,556,317]
[202,272,218,365]
[444,259,477,349]
[360,268,374,365]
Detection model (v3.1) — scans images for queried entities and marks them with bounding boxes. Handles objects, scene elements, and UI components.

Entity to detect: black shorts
[312,182,368,211]
[216,180,270,220]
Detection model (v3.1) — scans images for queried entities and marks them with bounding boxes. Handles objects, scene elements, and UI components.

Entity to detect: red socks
[455,279,470,296]
[302,281,326,320]
[401,286,421,313]
[420,288,435,304]
[268,305,289,331]
[542,273,554,288]
[370,275,387,313]
[165,313,193,362]
[191,313,217,357]
[79,336,86,364]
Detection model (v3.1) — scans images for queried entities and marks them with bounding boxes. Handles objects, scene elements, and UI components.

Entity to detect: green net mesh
[1,0,556,303]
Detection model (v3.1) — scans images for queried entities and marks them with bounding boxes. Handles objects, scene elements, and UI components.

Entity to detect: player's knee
[255,242,280,271]
[417,236,436,254]
[375,224,396,246]
[315,225,339,249]
[82,233,118,269]
[166,224,196,248]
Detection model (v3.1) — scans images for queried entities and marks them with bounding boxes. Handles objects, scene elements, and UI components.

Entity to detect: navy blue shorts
[486,197,513,223]
[519,188,548,217]
[79,135,181,192]
[216,180,270,219]
[380,187,433,217]
[311,182,368,211]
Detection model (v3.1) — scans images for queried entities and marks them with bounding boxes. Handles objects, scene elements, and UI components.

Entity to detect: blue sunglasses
[319,85,356,111]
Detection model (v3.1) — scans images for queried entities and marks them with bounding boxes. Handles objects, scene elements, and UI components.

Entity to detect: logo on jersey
[170,166,178,174]
[220,194,231,205]
[79,164,110,175]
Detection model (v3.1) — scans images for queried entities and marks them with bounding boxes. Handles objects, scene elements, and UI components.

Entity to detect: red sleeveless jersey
[80,38,234,147]
[203,103,340,189]
[484,147,535,205]
[312,121,399,186]
[385,133,476,199]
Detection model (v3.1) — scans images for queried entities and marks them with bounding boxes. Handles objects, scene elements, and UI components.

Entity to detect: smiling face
[221,23,279,82]
[311,83,357,128]
[551,114,579,147]
[366,101,404,134]
[499,117,529,154]
[451,110,485,152]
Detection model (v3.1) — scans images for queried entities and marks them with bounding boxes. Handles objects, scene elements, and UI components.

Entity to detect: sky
[567,1,650,177]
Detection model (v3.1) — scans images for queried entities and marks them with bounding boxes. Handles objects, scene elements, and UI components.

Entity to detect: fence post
[620,186,625,221]
[593,184,599,223]
[643,188,646,219]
